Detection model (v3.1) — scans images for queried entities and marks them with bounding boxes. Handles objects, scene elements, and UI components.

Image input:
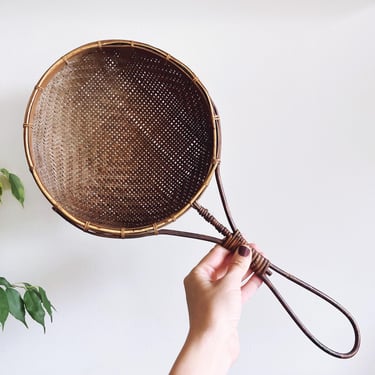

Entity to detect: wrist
[170,326,239,375]
[187,327,239,372]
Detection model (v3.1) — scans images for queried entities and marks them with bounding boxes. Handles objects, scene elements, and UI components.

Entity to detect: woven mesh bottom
[30,45,215,229]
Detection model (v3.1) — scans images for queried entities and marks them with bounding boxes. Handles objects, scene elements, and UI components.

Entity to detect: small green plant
[0,278,54,332]
[0,168,24,206]
[0,168,55,331]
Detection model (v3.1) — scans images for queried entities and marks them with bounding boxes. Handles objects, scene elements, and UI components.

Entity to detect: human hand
[170,244,263,375]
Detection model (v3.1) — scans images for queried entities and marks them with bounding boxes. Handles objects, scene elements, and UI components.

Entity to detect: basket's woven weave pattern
[31,46,214,229]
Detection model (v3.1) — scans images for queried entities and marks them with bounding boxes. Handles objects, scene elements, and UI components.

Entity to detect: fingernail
[238,245,251,257]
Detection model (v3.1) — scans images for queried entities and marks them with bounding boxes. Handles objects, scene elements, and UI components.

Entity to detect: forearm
[171,244,256,374]
[170,328,238,375]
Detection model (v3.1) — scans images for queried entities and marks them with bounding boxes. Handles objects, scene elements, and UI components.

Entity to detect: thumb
[226,245,253,282]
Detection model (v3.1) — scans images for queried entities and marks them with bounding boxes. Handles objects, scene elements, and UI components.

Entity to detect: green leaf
[38,287,55,322]
[8,173,24,207]
[0,168,10,179]
[0,288,9,330]
[24,290,45,332]
[0,277,12,288]
[6,287,28,328]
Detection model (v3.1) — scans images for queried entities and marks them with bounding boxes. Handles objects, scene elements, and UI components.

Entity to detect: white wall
[1,1,374,374]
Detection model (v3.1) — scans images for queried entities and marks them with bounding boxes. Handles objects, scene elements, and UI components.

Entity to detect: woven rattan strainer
[24,40,360,358]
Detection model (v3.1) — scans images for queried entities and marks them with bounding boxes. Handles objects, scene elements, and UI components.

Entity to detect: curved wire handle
[264,263,361,358]
[193,204,361,358]
[167,166,361,359]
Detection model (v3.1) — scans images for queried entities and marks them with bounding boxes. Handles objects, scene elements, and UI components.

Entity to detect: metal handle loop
[263,262,361,358]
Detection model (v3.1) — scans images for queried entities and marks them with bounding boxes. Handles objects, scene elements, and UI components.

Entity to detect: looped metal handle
[262,262,361,359]
[191,200,361,358]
